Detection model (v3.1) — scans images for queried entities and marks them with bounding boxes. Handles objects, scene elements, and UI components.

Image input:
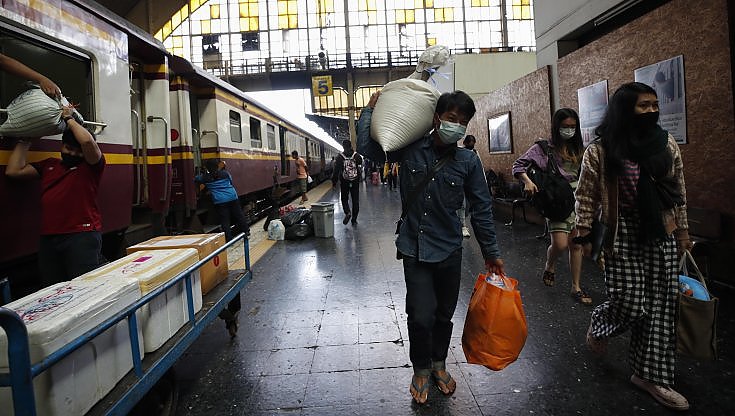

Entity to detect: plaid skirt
[589,211,679,386]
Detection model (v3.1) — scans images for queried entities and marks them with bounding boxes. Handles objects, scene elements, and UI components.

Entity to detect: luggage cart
[0,233,252,416]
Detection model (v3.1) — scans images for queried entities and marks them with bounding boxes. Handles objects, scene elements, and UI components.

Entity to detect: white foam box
[0,279,142,416]
[126,233,228,295]
[75,248,202,353]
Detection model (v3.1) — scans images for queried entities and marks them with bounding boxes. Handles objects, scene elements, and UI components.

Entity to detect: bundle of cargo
[75,248,202,352]
[126,233,228,294]
[369,45,451,152]
[0,279,142,416]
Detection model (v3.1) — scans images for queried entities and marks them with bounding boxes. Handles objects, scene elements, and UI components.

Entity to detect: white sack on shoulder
[370,78,441,152]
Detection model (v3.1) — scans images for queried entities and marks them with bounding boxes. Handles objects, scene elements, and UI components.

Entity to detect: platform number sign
[312,75,333,97]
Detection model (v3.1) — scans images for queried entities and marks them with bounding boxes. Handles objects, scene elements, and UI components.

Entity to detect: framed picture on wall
[634,55,687,144]
[488,112,512,154]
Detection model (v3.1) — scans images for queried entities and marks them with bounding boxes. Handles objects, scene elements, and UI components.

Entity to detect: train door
[189,91,202,171]
[168,76,196,231]
[131,60,172,235]
[129,63,147,207]
[279,125,289,176]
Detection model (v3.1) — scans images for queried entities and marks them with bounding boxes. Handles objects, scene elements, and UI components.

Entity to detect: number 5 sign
[312,75,333,97]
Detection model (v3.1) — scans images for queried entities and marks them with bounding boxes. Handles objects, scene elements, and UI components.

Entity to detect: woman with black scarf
[574,82,691,411]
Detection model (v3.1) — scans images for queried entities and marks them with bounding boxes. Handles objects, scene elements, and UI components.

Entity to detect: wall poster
[487,112,512,154]
[634,55,687,144]
[577,80,608,147]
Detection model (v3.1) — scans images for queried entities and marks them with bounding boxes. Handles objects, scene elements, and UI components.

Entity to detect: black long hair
[201,159,226,182]
[550,108,583,163]
[595,82,657,177]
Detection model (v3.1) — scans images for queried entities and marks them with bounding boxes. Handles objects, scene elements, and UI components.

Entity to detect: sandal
[571,290,592,305]
[409,375,430,404]
[432,370,456,396]
[542,270,555,287]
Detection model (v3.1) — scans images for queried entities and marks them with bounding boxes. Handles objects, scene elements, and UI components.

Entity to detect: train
[0,0,340,293]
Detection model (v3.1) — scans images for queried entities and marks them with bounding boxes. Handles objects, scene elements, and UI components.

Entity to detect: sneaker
[343,213,351,225]
[630,375,689,411]
[462,227,470,238]
[351,219,357,226]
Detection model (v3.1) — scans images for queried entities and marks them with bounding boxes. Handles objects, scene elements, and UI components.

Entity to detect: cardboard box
[76,248,202,352]
[127,233,228,294]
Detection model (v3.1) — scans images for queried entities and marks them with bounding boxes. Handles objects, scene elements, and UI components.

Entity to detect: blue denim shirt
[357,107,501,263]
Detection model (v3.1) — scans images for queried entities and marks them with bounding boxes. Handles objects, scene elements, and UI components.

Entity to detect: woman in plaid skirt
[574,82,692,411]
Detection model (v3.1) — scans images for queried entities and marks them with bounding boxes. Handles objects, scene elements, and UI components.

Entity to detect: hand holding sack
[462,273,527,371]
[0,84,84,138]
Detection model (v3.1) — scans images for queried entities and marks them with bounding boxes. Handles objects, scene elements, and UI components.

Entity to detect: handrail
[131,110,142,206]
[0,232,250,416]
[82,121,107,134]
[0,308,36,416]
[146,116,170,202]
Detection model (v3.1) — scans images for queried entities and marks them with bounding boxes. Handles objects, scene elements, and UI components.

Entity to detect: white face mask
[437,119,467,144]
[559,127,576,139]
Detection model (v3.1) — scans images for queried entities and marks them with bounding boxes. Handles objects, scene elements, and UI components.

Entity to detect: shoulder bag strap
[399,149,455,221]
[537,140,562,176]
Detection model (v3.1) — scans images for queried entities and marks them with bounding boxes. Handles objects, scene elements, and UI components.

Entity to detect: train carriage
[0,0,340,294]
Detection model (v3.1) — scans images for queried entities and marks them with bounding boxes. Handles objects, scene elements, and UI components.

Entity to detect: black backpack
[526,141,575,222]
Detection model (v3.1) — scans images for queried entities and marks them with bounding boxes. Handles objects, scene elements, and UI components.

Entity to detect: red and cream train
[0,0,339,287]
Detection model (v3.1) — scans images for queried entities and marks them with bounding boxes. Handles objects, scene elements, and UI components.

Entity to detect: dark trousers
[39,232,103,287]
[402,249,463,374]
[340,180,360,220]
[387,173,397,190]
[215,200,249,317]
[215,200,250,241]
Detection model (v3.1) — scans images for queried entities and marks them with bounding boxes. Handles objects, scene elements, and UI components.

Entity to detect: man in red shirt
[6,104,105,287]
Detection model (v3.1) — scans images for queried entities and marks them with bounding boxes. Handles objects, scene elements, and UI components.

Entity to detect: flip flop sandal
[542,270,555,287]
[410,376,430,404]
[571,290,593,305]
[432,371,456,396]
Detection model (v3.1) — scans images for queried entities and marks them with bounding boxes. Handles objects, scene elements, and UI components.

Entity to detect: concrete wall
[467,66,552,183]
[556,0,735,239]
[455,52,537,100]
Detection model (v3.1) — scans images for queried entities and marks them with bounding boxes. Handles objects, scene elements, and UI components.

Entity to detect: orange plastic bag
[462,273,528,370]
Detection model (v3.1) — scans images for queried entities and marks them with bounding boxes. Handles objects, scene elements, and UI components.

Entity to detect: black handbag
[527,141,575,222]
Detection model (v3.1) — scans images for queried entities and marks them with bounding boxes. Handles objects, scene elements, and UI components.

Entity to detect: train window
[229,111,242,142]
[249,117,262,148]
[0,29,93,122]
[266,124,276,150]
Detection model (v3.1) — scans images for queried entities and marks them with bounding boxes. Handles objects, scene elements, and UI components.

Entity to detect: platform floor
[173,181,735,415]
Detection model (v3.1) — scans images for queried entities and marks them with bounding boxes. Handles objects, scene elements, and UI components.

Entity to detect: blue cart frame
[0,233,252,416]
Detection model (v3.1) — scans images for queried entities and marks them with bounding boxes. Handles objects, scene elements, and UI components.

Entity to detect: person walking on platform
[332,138,363,225]
[575,82,691,411]
[5,105,105,287]
[387,162,399,191]
[512,108,591,305]
[195,159,249,337]
[291,150,309,204]
[358,90,504,405]
[458,135,481,238]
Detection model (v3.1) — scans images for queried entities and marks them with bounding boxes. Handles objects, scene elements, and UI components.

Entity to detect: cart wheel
[128,369,178,416]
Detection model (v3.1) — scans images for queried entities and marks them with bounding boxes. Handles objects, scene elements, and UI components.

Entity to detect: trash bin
[311,202,335,238]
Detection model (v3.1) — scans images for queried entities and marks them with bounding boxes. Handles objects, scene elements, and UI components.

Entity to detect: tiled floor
[173,181,735,415]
